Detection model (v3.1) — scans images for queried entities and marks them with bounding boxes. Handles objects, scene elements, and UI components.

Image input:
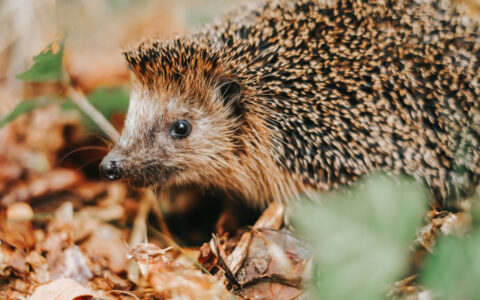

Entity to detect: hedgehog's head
[100,39,247,188]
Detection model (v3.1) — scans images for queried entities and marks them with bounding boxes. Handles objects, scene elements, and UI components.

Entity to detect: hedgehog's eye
[170,120,191,139]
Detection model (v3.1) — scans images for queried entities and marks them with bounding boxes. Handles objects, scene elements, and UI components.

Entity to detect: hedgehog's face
[99,80,243,188]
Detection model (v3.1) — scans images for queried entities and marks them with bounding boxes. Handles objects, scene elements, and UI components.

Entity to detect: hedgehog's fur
[108,0,480,208]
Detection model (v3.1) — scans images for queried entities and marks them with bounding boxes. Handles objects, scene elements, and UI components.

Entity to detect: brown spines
[124,39,229,90]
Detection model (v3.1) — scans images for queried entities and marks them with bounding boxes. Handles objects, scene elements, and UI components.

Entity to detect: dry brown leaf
[220,229,308,299]
[101,269,133,290]
[133,243,234,300]
[48,245,93,284]
[417,210,472,252]
[77,204,124,222]
[236,229,309,284]
[72,181,109,202]
[6,202,34,221]
[0,243,29,276]
[225,202,284,276]
[72,218,101,243]
[19,106,83,159]
[25,250,50,284]
[387,275,434,300]
[3,278,35,299]
[237,282,304,300]
[41,203,75,254]
[1,169,83,206]
[0,211,35,251]
[198,242,218,273]
[0,159,23,185]
[29,278,96,300]
[200,203,309,300]
[83,223,130,274]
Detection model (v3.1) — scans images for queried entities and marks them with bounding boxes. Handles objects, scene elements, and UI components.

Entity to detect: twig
[212,234,241,288]
[66,86,120,142]
[146,188,173,240]
[127,190,152,283]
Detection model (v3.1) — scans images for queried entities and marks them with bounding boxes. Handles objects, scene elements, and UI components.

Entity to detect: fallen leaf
[25,250,50,284]
[198,242,218,273]
[133,243,234,300]
[83,224,129,274]
[0,243,29,276]
[48,245,93,284]
[225,202,284,276]
[7,202,34,221]
[29,278,95,300]
[0,213,35,250]
[1,169,83,206]
[0,159,23,184]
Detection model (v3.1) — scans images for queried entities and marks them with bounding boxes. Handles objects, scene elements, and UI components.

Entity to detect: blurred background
[0,0,243,107]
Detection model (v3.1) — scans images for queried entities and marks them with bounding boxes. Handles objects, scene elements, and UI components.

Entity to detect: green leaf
[420,221,480,299]
[291,174,427,300]
[87,87,130,119]
[16,41,65,82]
[0,97,57,128]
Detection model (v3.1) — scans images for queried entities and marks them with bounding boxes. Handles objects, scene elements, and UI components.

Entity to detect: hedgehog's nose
[100,155,124,181]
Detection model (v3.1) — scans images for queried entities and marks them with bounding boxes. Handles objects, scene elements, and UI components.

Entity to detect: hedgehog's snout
[100,152,125,181]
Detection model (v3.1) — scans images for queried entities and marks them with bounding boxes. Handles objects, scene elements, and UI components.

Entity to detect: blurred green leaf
[87,87,129,118]
[420,220,480,300]
[0,97,58,128]
[107,0,131,9]
[16,41,65,82]
[292,174,427,300]
[185,1,232,27]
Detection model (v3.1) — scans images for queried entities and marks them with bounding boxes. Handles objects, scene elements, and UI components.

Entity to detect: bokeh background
[0,0,243,112]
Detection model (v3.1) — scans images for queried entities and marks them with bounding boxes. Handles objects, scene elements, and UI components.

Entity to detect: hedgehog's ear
[218,80,243,116]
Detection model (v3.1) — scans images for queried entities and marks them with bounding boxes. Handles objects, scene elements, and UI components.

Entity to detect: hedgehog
[100,0,480,209]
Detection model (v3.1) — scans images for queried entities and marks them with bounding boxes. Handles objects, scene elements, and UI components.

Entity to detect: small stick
[147,188,173,240]
[212,234,241,288]
[67,86,121,142]
[127,190,152,283]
